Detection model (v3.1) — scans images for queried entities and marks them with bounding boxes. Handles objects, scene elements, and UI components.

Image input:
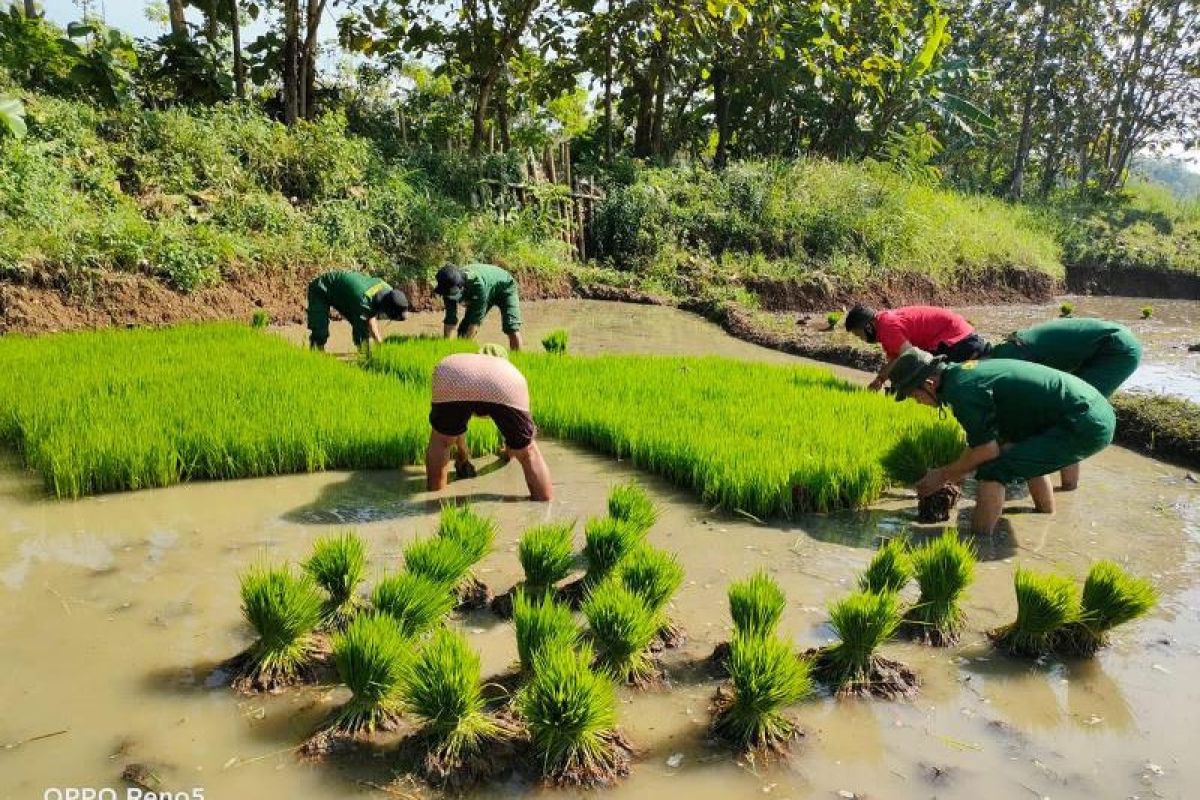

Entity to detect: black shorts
[429,402,537,450]
[937,333,992,363]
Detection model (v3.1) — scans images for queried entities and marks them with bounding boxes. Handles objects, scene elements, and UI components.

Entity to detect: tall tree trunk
[282,0,300,125]
[632,71,654,158]
[650,40,668,159]
[1006,2,1053,200]
[301,0,324,119]
[470,75,498,153]
[603,19,614,163]
[497,80,511,151]
[204,0,219,43]
[23,0,39,18]
[168,0,187,37]
[230,0,245,100]
[712,62,731,170]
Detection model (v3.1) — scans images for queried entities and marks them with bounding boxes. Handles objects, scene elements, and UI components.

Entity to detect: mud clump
[917,485,961,523]
[489,587,516,618]
[121,763,166,792]
[807,648,921,701]
[455,577,493,612]
[706,641,732,678]
[651,623,688,651]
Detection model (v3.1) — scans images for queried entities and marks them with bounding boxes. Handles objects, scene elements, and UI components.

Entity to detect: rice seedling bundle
[371,572,456,638]
[606,481,658,534]
[617,545,683,615]
[329,612,409,734]
[989,569,1081,657]
[403,537,477,587]
[235,564,325,690]
[728,571,787,639]
[711,633,812,754]
[858,538,912,595]
[435,503,496,566]
[816,591,910,697]
[513,589,579,673]
[0,325,499,498]
[1058,561,1157,656]
[582,579,661,684]
[902,531,975,646]
[303,530,368,629]
[582,516,646,585]
[541,329,569,354]
[518,521,576,595]
[519,642,631,786]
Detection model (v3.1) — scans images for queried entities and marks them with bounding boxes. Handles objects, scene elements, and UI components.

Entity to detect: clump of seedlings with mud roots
[230,564,325,693]
[858,538,912,595]
[303,530,368,630]
[582,579,662,685]
[430,503,497,608]
[513,588,579,673]
[401,628,515,789]
[617,544,685,646]
[404,537,475,588]
[1057,561,1157,656]
[519,642,632,787]
[322,612,409,737]
[606,481,658,534]
[813,591,918,699]
[729,571,787,638]
[989,568,1081,657]
[519,521,576,596]
[579,516,647,591]
[372,571,456,638]
[710,633,812,756]
[901,531,975,646]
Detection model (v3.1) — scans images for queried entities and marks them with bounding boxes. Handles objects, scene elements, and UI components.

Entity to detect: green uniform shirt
[989,318,1141,397]
[442,264,520,331]
[937,359,1105,448]
[307,270,390,347]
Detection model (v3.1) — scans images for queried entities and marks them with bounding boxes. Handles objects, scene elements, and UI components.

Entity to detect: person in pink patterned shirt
[425,346,553,500]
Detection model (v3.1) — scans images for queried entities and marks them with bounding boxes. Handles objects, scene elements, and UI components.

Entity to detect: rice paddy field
[1,301,1198,800]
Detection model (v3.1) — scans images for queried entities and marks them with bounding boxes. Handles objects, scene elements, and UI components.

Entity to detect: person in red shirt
[844,304,991,392]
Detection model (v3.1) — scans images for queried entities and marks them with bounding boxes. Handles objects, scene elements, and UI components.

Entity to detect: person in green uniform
[987,317,1141,489]
[434,264,523,351]
[307,270,409,351]
[889,348,1116,535]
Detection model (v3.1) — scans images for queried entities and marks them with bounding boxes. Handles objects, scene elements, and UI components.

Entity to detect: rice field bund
[0,302,1197,800]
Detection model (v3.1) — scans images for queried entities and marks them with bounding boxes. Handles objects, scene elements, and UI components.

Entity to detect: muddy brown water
[4,301,1199,800]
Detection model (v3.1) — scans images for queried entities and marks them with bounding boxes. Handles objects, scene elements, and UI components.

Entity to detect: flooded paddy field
[4,302,1199,800]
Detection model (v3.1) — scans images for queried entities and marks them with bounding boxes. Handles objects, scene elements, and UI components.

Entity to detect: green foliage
[435,503,496,566]
[825,310,843,330]
[990,568,1081,657]
[858,538,912,595]
[371,572,455,638]
[403,536,476,588]
[712,633,812,752]
[904,531,975,645]
[303,530,368,629]
[330,612,409,733]
[1111,393,1200,471]
[582,516,646,584]
[582,579,660,684]
[541,329,569,354]
[251,310,271,329]
[0,94,26,138]
[513,589,578,673]
[518,521,577,593]
[1140,305,1153,319]
[606,481,658,534]
[821,591,901,691]
[616,545,683,615]
[239,564,324,681]
[728,571,786,639]
[1061,560,1158,655]
[1060,301,1075,317]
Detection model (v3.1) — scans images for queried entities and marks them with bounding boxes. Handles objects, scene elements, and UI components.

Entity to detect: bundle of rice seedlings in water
[858,538,912,595]
[541,329,569,354]
[436,503,496,566]
[581,516,646,588]
[327,612,409,735]
[582,579,661,685]
[606,481,658,534]
[232,564,324,692]
[372,572,456,638]
[303,530,368,630]
[401,628,513,788]
[988,568,1081,657]
[513,589,578,673]
[710,633,812,755]
[617,544,685,646]
[519,642,632,787]
[902,531,975,646]
[729,571,786,639]
[815,591,916,699]
[404,537,476,589]
[518,521,576,596]
[1057,561,1157,657]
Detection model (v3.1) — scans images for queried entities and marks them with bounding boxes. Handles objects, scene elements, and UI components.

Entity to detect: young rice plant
[404,537,477,588]
[235,564,325,691]
[518,521,577,596]
[711,633,812,755]
[728,571,787,639]
[328,612,409,734]
[1058,561,1157,656]
[606,481,658,534]
[816,591,904,697]
[582,516,646,587]
[435,503,496,566]
[989,568,1082,657]
[582,579,661,685]
[858,538,912,595]
[303,530,368,629]
[372,572,456,638]
[903,531,975,646]
[513,588,579,673]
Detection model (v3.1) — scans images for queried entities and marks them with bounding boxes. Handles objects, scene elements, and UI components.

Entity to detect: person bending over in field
[426,345,552,501]
[889,348,1115,536]
[985,317,1141,490]
[845,304,990,392]
[307,270,408,351]
[434,263,524,351]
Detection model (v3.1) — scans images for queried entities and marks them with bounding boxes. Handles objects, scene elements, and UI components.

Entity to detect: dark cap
[844,303,877,332]
[374,289,409,320]
[434,264,465,301]
[889,347,946,401]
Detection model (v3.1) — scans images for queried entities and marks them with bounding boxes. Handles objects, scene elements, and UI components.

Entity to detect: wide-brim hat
[890,347,946,400]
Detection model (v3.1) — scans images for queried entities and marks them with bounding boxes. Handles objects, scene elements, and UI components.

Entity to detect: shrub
[728,571,786,639]
[711,633,811,753]
[236,564,324,690]
[582,579,660,684]
[605,481,658,534]
[542,329,569,354]
[371,572,455,638]
[989,568,1081,656]
[329,612,409,733]
[903,531,975,646]
[518,521,576,595]
[303,530,368,629]
[513,588,578,673]
[582,516,646,585]
[858,538,912,595]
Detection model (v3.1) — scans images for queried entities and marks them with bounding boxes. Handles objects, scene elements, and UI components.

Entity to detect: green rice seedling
[1141,305,1154,319]
[519,642,631,787]
[816,591,915,698]
[606,481,658,534]
[617,545,685,644]
[233,564,325,692]
[711,633,812,755]
[728,571,786,639]
[582,516,646,586]
[1060,301,1075,317]
[1058,561,1157,656]
[403,537,476,588]
[436,503,496,566]
[513,588,579,673]
[989,568,1081,657]
[303,530,368,629]
[372,572,456,638]
[401,628,510,787]
[825,310,843,330]
[902,531,975,646]
[250,310,270,329]
[858,538,912,595]
[518,521,576,596]
[328,612,410,734]
[582,579,661,685]
[542,329,569,354]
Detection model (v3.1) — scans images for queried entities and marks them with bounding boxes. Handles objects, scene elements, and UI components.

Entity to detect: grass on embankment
[1110,393,1200,470]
